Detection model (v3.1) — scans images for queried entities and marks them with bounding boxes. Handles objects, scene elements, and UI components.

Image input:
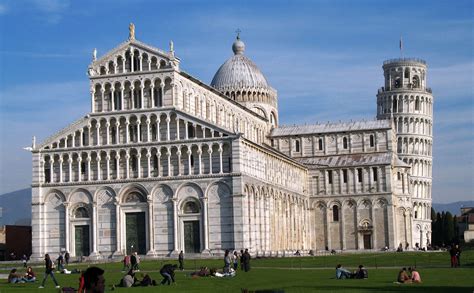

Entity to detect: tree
[444,212,454,245]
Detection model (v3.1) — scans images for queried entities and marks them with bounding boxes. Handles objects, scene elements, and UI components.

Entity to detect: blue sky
[0,0,472,203]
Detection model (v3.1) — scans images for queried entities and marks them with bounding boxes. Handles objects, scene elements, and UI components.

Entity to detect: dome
[211,36,270,92]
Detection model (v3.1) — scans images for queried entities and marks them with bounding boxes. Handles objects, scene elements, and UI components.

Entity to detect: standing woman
[39,254,60,289]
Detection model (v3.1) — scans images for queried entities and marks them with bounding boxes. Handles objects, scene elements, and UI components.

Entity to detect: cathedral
[30,25,433,259]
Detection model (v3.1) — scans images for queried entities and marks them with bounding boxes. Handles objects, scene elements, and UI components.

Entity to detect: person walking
[240,249,244,270]
[233,251,239,270]
[130,252,137,271]
[39,254,60,289]
[449,245,458,267]
[22,254,28,268]
[56,253,64,272]
[223,250,232,273]
[178,251,184,271]
[65,251,70,266]
[242,249,251,272]
[455,244,462,267]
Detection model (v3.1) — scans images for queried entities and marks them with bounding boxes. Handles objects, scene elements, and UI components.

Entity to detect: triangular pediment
[89,39,179,77]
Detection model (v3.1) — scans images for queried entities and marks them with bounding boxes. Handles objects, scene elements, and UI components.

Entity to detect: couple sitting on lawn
[397,267,422,284]
[335,264,368,279]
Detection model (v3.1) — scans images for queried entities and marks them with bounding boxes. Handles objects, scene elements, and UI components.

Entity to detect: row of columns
[43,143,226,184]
[55,113,222,150]
[92,82,165,113]
[379,95,433,116]
[322,167,388,195]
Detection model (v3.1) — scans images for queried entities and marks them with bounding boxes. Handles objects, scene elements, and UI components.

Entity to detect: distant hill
[0,188,31,226]
[433,201,474,216]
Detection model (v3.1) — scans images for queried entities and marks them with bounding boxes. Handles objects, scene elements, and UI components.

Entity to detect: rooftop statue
[129,23,135,40]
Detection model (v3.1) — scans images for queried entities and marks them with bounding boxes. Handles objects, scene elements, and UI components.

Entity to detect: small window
[271,139,274,147]
[153,156,158,170]
[397,172,401,180]
[295,140,300,152]
[357,168,363,183]
[190,154,194,167]
[343,137,348,149]
[414,211,418,219]
[183,201,200,214]
[415,99,420,111]
[131,155,137,171]
[328,170,333,184]
[188,124,195,138]
[74,207,89,218]
[370,135,375,147]
[373,167,378,181]
[318,138,323,150]
[81,162,86,174]
[343,169,348,183]
[392,99,398,113]
[333,205,339,222]
[404,68,410,78]
[44,168,51,183]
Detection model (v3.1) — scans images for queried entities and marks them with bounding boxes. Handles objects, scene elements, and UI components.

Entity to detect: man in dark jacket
[130,253,137,271]
[178,251,184,270]
[160,264,177,285]
[242,249,251,272]
[39,254,60,289]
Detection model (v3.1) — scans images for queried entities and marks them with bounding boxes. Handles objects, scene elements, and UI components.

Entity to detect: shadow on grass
[274,285,474,293]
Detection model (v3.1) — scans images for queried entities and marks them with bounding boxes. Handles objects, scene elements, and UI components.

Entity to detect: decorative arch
[151,184,174,203]
[68,188,93,204]
[175,182,203,202]
[118,183,149,203]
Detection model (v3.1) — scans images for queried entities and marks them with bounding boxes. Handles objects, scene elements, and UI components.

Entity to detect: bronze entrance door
[126,212,146,255]
[184,221,200,253]
[74,225,90,257]
[363,234,372,249]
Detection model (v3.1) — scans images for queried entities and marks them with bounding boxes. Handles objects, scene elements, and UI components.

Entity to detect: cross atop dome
[232,30,245,55]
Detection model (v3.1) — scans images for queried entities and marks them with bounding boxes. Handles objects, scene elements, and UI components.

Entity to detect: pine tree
[453,215,460,244]
[444,212,454,245]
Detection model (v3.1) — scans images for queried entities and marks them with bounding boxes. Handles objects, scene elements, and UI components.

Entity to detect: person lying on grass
[335,264,353,279]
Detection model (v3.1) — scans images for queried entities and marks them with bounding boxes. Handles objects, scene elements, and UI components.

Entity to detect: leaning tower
[376,58,434,249]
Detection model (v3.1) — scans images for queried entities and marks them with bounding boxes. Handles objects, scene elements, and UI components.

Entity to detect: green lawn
[0,251,473,292]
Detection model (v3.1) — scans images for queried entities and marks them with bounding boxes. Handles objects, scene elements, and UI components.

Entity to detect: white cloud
[30,0,70,24]
[0,4,7,15]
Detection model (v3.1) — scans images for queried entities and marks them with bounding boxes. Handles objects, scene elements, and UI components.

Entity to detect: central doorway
[363,234,372,249]
[126,212,146,255]
[75,225,90,257]
[184,221,200,253]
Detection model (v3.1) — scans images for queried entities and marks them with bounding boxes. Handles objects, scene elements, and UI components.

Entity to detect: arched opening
[333,205,339,222]
[343,137,348,149]
[295,139,300,152]
[370,135,375,147]
[180,198,202,253]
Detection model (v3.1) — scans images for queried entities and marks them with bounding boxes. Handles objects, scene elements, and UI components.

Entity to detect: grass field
[0,250,472,292]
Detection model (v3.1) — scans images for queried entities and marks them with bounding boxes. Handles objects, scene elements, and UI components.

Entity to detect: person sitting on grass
[160,264,177,285]
[397,267,411,283]
[409,267,422,283]
[140,274,156,286]
[8,269,24,284]
[118,269,137,288]
[336,264,353,279]
[83,267,105,293]
[354,265,368,279]
[190,267,210,278]
[23,266,36,282]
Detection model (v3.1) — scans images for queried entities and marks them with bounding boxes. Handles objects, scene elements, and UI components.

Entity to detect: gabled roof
[92,39,174,67]
[271,119,391,137]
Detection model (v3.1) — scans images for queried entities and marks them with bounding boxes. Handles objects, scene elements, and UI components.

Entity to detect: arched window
[404,68,410,78]
[414,210,418,219]
[394,78,401,88]
[415,99,420,111]
[412,76,420,88]
[183,201,200,214]
[392,99,397,112]
[318,138,323,150]
[74,207,89,218]
[370,135,375,147]
[333,205,339,222]
[188,124,195,138]
[295,140,300,152]
[343,137,348,149]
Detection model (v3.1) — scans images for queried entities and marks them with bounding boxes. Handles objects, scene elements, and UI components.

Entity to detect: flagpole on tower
[400,35,403,58]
